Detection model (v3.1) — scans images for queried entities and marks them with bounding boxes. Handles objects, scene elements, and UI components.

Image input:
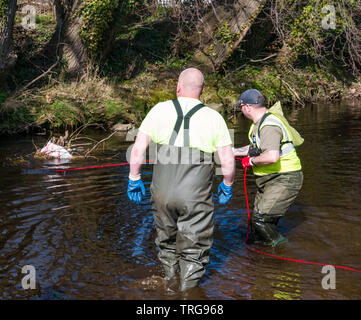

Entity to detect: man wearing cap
[233,89,303,247]
[127,68,235,291]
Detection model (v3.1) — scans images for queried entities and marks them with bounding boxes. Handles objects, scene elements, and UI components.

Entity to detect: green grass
[35,14,55,26]
[39,100,81,128]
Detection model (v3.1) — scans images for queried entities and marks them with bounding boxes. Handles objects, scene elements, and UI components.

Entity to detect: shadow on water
[0,101,361,299]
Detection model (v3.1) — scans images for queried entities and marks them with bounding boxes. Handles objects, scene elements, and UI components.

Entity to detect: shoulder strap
[184,103,204,147]
[257,112,272,137]
[169,100,204,147]
[259,112,294,151]
[169,99,184,146]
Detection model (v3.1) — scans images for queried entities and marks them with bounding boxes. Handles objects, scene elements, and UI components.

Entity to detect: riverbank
[0,62,360,135]
[2,2,361,136]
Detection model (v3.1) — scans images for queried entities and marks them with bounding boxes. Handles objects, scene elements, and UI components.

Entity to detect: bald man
[128,68,235,292]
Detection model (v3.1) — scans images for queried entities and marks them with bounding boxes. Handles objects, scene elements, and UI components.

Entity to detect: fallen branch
[16,61,59,94]
[12,21,64,97]
[69,143,93,148]
[33,123,116,160]
[84,131,117,158]
[276,76,305,107]
[250,53,277,63]
[66,123,105,149]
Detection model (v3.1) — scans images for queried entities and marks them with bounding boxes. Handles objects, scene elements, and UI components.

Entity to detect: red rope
[240,160,361,274]
[244,167,251,244]
[54,156,361,274]
[246,247,361,273]
[55,160,154,172]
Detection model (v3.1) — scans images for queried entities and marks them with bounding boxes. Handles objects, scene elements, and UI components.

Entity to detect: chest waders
[247,113,303,247]
[150,99,215,291]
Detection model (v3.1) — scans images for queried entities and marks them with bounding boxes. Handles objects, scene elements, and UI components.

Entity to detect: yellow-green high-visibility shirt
[139,97,232,153]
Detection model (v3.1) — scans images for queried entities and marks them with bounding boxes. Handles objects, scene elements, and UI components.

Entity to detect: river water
[0,101,360,300]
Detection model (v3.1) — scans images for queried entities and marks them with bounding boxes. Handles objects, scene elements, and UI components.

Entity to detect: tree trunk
[0,0,17,84]
[53,0,88,76]
[189,0,266,72]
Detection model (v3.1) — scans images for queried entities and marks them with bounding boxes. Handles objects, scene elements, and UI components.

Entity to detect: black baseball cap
[234,89,266,107]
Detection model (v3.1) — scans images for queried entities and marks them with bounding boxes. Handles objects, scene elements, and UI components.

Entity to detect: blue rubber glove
[127,179,146,204]
[217,182,232,205]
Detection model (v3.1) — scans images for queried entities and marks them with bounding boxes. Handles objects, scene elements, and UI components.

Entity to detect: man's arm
[251,126,281,165]
[129,131,151,178]
[233,145,249,157]
[217,145,235,185]
[252,150,280,166]
[233,146,279,164]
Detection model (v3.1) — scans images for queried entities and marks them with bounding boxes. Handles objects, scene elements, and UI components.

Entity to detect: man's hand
[242,156,254,168]
[128,131,150,204]
[127,179,146,204]
[217,181,232,205]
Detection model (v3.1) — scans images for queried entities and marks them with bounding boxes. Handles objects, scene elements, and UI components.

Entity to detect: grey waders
[150,99,215,291]
[250,171,303,246]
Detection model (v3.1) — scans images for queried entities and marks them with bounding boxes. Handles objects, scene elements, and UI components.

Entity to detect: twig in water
[84,131,117,158]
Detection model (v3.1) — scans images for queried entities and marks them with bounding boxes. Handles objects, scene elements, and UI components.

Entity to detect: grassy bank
[1,62,360,135]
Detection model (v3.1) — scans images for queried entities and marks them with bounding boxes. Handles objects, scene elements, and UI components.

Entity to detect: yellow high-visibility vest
[248,113,302,176]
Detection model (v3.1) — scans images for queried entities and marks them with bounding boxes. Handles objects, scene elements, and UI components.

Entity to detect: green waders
[150,99,215,291]
[250,170,303,246]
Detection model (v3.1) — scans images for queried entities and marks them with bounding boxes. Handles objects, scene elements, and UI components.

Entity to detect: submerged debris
[34,123,119,160]
[39,141,73,159]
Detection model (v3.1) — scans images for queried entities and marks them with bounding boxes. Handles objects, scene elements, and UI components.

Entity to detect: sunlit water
[0,101,360,300]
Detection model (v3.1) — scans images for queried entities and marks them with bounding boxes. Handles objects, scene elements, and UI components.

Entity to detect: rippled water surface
[0,101,360,300]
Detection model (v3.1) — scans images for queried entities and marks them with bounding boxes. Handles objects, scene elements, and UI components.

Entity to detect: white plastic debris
[40,141,73,159]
